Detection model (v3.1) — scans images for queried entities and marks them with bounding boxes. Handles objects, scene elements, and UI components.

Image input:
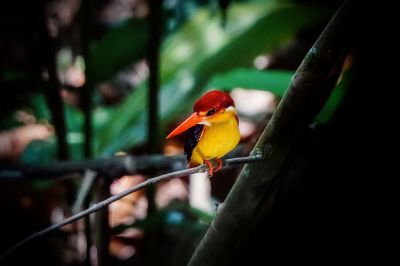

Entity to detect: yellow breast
[189,114,240,166]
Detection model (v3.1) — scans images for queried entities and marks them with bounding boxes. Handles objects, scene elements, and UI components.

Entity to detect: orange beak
[166,112,206,139]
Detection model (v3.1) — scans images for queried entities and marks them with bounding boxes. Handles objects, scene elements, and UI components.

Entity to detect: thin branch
[0,155,262,261]
[0,145,246,180]
[0,154,186,180]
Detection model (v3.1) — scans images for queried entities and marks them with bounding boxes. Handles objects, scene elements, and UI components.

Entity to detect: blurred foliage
[20,139,57,164]
[111,200,211,265]
[0,0,350,264]
[95,3,332,156]
[87,19,149,82]
[209,67,349,123]
[209,68,293,96]
[0,92,49,130]
[1,0,341,161]
[112,200,212,235]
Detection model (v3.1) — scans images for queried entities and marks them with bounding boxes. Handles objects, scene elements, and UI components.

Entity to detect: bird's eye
[206,109,216,116]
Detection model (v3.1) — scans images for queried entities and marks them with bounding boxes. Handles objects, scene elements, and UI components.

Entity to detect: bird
[166,90,240,176]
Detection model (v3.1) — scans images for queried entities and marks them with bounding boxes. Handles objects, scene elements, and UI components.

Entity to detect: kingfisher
[166,90,240,176]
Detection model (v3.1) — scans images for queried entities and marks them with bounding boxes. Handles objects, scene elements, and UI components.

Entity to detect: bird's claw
[204,159,223,177]
[214,159,223,172]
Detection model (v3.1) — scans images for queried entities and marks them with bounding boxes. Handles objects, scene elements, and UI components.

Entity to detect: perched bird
[166,90,240,176]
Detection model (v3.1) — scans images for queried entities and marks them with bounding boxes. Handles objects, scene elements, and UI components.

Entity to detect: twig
[0,155,262,261]
[0,154,186,180]
[0,145,246,180]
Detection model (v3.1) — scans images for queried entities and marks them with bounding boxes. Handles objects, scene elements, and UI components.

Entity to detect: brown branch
[0,154,186,180]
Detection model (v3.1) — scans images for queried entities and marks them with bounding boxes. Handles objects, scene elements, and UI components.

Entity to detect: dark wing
[184,124,205,162]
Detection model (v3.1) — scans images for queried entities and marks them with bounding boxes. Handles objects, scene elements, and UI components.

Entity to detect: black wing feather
[184,124,204,162]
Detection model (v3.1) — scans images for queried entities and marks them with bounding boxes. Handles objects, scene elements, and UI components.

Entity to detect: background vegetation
[0,0,389,265]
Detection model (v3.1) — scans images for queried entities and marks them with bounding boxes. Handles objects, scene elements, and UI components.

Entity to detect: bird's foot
[204,160,214,177]
[204,159,223,177]
[214,159,223,172]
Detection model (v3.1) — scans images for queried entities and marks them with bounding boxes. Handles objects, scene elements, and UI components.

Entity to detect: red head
[193,90,235,114]
[166,90,237,139]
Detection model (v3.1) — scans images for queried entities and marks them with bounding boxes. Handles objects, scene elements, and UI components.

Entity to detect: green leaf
[209,68,293,97]
[94,83,148,155]
[30,93,51,121]
[160,2,277,82]
[87,19,148,82]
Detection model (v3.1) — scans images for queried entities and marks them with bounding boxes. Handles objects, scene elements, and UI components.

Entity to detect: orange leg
[204,159,223,177]
[214,159,223,172]
[204,160,214,177]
